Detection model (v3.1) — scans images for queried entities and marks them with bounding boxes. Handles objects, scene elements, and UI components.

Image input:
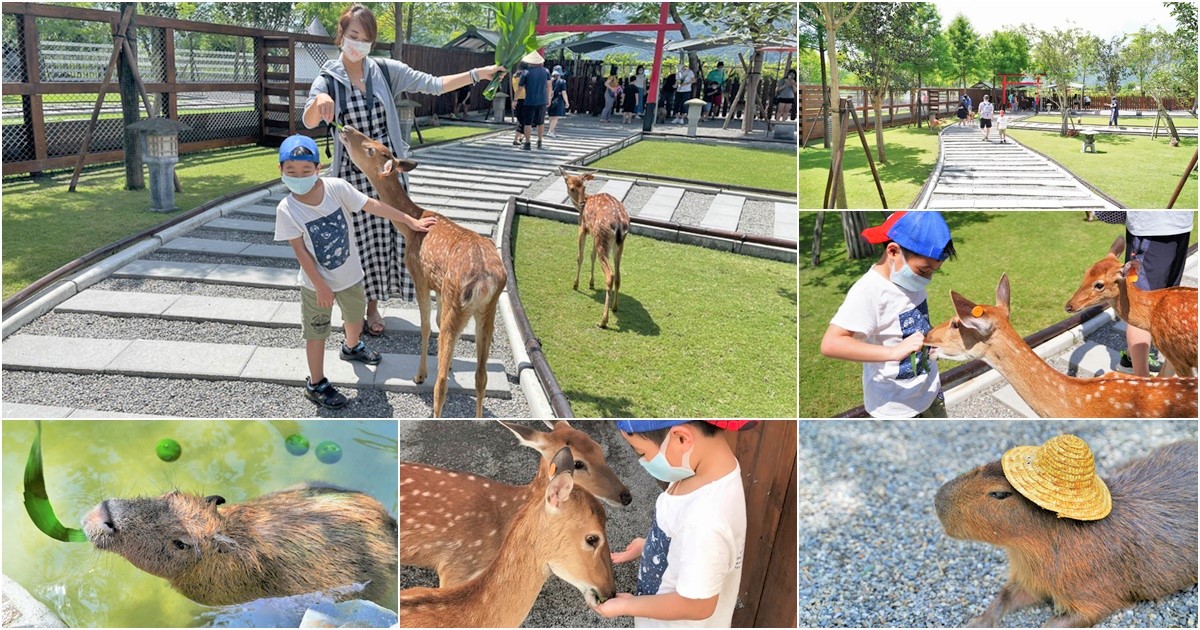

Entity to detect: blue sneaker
[304,377,347,408]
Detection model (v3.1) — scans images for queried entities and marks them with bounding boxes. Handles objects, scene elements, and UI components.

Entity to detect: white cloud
[934,0,1178,39]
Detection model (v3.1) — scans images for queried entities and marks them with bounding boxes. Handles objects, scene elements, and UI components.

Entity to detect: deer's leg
[472,302,498,418]
[413,268,432,385]
[612,239,624,313]
[573,225,586,291]
[433,300,469,418]
[589,240,598,290]
[597,244,615,329]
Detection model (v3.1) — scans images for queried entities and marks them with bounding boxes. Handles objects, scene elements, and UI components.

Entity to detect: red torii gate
[1000,73,1045,110]
[536,2,682,131]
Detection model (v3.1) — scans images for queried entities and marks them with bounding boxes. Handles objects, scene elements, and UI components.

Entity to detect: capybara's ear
[204,495,226,507]
[1109,235,1125,259]
[213,533,238,554]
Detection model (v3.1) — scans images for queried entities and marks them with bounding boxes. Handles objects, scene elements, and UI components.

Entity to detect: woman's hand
[312,93,335,124]
[410,216,438,233]
[476,64,505,81]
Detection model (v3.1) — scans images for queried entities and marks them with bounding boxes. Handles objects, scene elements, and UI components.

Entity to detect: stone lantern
[685,97,706,137]
[396,98,420,147]
[127,117,190,212]
[491,91,509,125]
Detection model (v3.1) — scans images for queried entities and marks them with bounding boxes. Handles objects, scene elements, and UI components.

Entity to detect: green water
[2,420,397,628]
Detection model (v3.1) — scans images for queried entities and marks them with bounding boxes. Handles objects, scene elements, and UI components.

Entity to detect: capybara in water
[935,440,1197,627]
[82,482,397,607]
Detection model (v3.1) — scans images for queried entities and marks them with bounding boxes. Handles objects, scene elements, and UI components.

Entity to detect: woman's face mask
[341,38,372,63]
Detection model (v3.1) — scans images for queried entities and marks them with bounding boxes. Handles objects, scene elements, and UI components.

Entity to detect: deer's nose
[619,490,632,506]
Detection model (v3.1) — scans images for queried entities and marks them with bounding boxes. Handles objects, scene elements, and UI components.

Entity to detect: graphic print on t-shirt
[636,517,671,596]
[305,207,350,271]
[896,299,933,380]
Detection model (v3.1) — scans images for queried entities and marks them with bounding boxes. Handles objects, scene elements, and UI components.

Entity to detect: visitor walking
[633,65,647,115]
[672,64,696,125]
[775,69,797,122]
[978,94,994,141]
[661,71,678,120]
[547,68,568,138]
[1109,96,1119,126]
[518,51,549,150]
[511,66,527,146]
[956,95,968,127]
[996,109,1008,143]
[621,75,638,123]
[964,93,973,124]
[601,67,619,123]
[302,3,503,334]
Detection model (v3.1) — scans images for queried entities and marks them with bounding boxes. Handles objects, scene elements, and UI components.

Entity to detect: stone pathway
[1,125,640,418]
[919,124,1118,209]
[1006,119,1199,137]
[946,251,1197,418]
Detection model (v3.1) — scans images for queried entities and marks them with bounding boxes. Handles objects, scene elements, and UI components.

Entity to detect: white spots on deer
[499,501,507,508]
[482,483,490,488]
[488,529,497,537]
[448,472,457,478]
[405,518,415,525]
[467,475,475,481]
[401,478,413,485]
[472,539,483,547]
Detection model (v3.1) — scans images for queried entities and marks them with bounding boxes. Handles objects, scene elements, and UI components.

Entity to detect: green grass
[1007,129,1198,208]
[2,144,282,300]
[1021,114,1199,128]
[798,211,1198,417]
[415,124,491,144]
[590,140,794,192]
[799,125,941,209]
[513,215,797,418]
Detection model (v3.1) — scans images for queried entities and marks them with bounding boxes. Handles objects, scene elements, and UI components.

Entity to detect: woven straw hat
[1001,434,1112,521]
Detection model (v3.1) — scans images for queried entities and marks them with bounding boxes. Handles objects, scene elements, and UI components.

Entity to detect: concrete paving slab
[536,177,570,204]
[238,204,277,217]
[637,186,686,221]
[1067,341,1120,377]
[700,193,744,232]
[164,294,286,324]
[774,202,799,241]
[107,339,257,379]
[3,335,133,373]
[2,403,73,418]
[374,353,510,397]
[206,218,275,233]
[992,384,1039,418]
[57,290,179,317]
[115,260,217,281]
[598,178,634,201]
[160,237,250,256]
[206,264,298,289]
[239,243,295,259]
[240,346,375,387]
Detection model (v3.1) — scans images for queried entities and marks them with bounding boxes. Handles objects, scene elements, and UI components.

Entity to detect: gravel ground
[400,420,658,628]
[182,226,278,245]
[94,277,299,302]
[736,200,776,237]
[620,184,655,216]
[669,191,715,226]
[798,420,1198,628]
[143,250,299,270]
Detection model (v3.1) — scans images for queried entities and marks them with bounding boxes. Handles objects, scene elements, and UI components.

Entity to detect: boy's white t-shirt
[996,115,1008,129]
[634,465,746,628]
[829,266,940,417]
[273,177,370,292]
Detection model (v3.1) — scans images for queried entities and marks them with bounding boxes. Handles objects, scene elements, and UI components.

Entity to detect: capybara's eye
[585,534,600,548]
[988,491,1013,500]
[173,540,192,550]
[574,460,586,471]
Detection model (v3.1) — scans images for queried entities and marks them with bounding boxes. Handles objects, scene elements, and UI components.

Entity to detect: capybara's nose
[619,490,632,506]
[84,501,115,532]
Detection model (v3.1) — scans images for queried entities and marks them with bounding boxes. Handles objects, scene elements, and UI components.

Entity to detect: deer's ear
[544,467,576,511]
[952,291,992,334]
[498,421,547,451]
[381,160,394,177]
[1108,235,1125,259]
[995,273,1011,313]
[583,172,595,181]
[1119,260,1141,280]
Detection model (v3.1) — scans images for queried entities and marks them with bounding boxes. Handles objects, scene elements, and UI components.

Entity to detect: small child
[703,80,722,121]
[593,420,752,627]
[819,211,956,418]
[273,135,436,408]
[997,109,1008,143]
[622,75,638,123]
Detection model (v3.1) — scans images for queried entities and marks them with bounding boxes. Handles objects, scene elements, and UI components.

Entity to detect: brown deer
[400,447,616,628]
[339,125,507,417]
[1065,235,1197,375]
[559,168,630,328]
[400,420,631,587]
[926,273,1197,418]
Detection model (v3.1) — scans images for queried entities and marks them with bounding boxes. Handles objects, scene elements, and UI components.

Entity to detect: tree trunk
[668,4,702,79]
[393,3,403,60]
[1060,88,1070,135]
[824,9,847,208]
[742,50,763,134]
[119,2,143,190]
[811,211,825,266]
[841,211,875,259]
[406,5,415,43]
[818,29,830,148]
[1156,99,1181,144]
[873,90,886,163]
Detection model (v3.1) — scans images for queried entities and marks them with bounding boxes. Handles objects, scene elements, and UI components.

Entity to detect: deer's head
[1065,235,1125,313]
[538,447,617,608]
[926,273,1012,362]
[559,167,595,211]
[498,421,632,507]
[338,124,417,183]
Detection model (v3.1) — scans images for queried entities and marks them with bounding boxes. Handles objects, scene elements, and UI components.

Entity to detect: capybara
[83,483,397,607]
[934,440,1198,627]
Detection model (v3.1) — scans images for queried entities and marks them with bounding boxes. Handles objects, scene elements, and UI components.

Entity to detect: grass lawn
[414,124,492,144]
[590,140,794,192]
[798,211,1198,417]
[1021,114,1199,128]
[1007,129,1198,208]
[513,215,797,418]
[799,125,940,209]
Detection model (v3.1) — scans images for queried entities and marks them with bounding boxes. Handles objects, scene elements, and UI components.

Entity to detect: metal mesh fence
[40,93,124,159]
[2,14,32,163]
[3,14,24,83]
[177,91,258,142]
[173,31,255,83]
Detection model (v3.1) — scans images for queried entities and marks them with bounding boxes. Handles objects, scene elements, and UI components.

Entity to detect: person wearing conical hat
[1002,434,1112,520]
[820,212,957,418]
[518,50,550,151]
[591,420,756,626]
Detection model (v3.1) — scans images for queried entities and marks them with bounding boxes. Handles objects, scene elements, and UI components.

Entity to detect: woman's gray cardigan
[304,57,446,170]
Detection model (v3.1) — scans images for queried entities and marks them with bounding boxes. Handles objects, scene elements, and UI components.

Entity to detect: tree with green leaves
[842,1,920,163]
[1124,27,1155,98]
[1074,33,1101,105]
[981,29,1030,86]
[1030,26,1085,135]
[818,2,862,208]
[799,3,831,147]
[1165,1,1197,114]
[898,3,943,128]
[945,14,980,88]
[1095,35,1126,99]
[1141,26,1191,144]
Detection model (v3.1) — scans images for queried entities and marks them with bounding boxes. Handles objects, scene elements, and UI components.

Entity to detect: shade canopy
[444,26,501,51]
[547,32,660,55]
[663,34,795,53]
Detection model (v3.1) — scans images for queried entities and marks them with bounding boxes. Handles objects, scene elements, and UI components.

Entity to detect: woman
[303,4,503,336]
[601,67,619,123]
[510,64,528,146]
[547,68,569,137]
[774,69,796,122]
[632,65,646,115]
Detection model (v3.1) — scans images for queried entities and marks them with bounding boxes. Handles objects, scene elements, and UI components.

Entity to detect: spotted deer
[1065,235,1197,376]
[926,273,1197,418]
[400,447,616,628]
[339,125,507,417]
[559,168,630,328]
[400,420,630,587]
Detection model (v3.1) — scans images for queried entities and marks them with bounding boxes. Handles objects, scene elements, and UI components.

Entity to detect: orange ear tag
[549,463,557,476]
[1129,274,1139,283]
[971,306,984,317]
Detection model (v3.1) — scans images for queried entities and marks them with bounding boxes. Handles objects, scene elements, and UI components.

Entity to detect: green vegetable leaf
[24,421,88,543]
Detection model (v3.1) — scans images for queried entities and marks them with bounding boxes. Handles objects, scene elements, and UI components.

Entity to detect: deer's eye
[366,147,376,156]
[585,534,600,547]
[1094,282,1104,290]
[173,540,192,550]
[574,460,587,470]
[951,321,960,329]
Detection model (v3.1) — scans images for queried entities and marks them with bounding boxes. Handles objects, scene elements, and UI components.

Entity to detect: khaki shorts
[300,282,366,340]
[916,394,948,418]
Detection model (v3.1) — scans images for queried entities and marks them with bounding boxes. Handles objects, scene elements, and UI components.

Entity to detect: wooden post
[163,27,178,120]
[21,12,46,177]
[119,2,144,190]
[1166,149,1198,209]
[811,211,825,266]
[849,105,887,208]
[69,5,135,192]
[254,35,266,141]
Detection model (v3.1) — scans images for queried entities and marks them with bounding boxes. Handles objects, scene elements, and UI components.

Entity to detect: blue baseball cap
[616,420,759,433]
[279,135,320,164]
[861,211,952,261]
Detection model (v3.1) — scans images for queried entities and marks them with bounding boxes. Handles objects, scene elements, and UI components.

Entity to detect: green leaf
[24,421,88,543]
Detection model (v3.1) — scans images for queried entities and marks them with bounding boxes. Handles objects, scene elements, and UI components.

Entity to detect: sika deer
[400,420,631,587]
[339,125,507,417]
[1065,235,1197,375]
[926,273,1197,418]
[560,168,630,328]
[400,447,616,628]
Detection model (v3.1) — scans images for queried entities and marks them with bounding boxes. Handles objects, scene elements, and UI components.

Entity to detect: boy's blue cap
[279,135,320,164]
[861,211,952,261]
[617,420,759,433]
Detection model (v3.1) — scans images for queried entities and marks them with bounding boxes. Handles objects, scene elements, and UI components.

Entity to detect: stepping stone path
[1006,119,1199,137]
[921,125,1118,209]
[2,125,641,418]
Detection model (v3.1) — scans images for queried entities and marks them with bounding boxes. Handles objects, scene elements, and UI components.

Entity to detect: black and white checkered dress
[334,84,414,301]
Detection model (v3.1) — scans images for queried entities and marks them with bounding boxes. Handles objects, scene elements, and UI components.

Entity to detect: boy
[819,211,956,418]
[996,109,1008,143]
[594,420,752,627]
[273,135,436,408]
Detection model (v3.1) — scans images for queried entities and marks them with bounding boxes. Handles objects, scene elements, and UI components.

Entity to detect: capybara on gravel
[935,440,1197,627]
[82,482,397,607]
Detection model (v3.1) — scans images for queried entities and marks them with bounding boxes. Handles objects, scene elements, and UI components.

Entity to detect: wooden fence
[1,2,492,176]
[801,85,965,145]
[727,420,797,628]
